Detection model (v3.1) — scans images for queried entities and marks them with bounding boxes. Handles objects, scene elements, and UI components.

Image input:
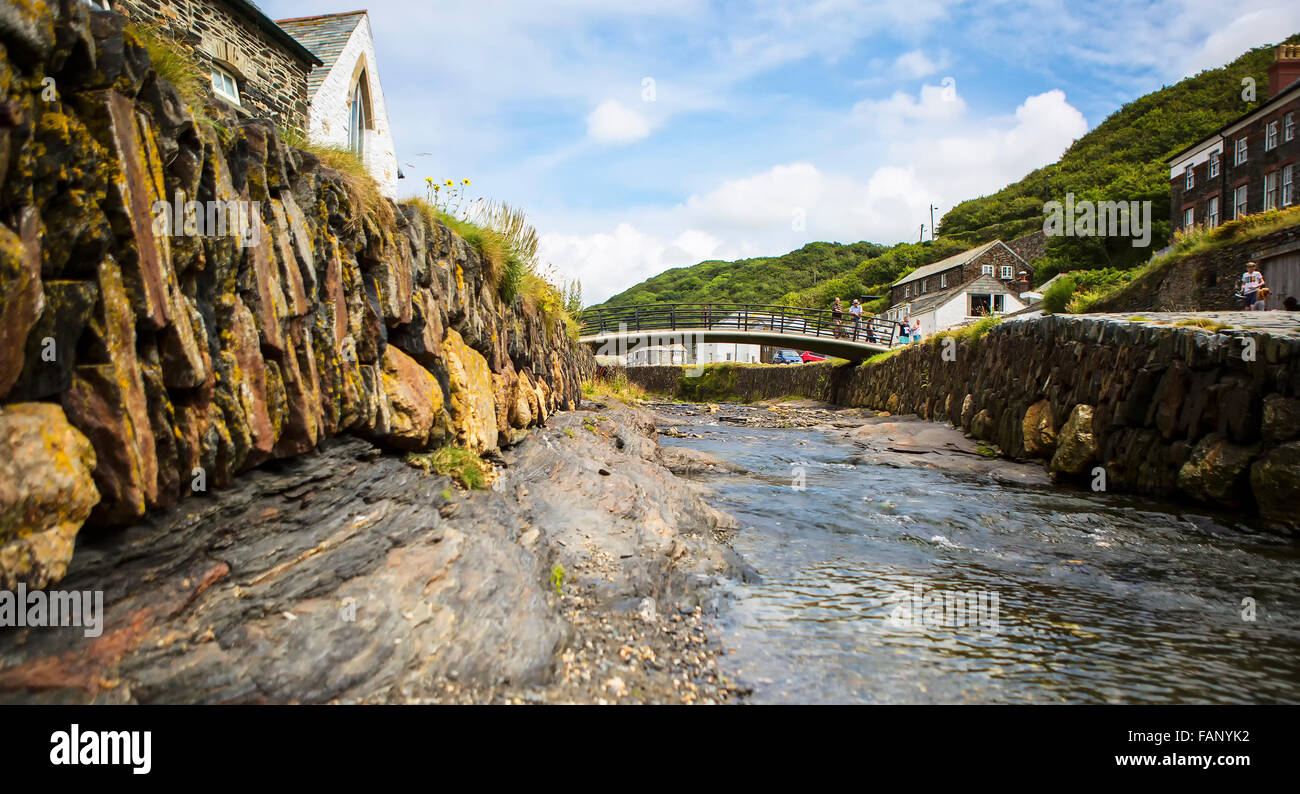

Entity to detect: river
[655,403,1300,704]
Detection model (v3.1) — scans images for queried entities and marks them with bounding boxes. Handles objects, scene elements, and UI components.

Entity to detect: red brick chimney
[1268,44,1300,98]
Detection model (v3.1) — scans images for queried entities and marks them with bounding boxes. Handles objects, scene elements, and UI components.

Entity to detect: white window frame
[981,264,995,277]
[1235,137,1248,166]
[1234,184,1249,219]
[1266,121,1279,151]
[1264,171,1279,211]
[1284,165,1294,207]
[1286,112,1296,143]
[211,65,240,106]
[940,272,947,289]
[1185,164,1195,190]
[1209,151,1220,178]
[1206,195,1219,227]
[1000,265,1014,280]
[1183,207,1195,228]
[904,286,910,298]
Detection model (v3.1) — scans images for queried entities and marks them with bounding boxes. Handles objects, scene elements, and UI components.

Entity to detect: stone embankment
[615,312,1300,529]
[0,1,589,590]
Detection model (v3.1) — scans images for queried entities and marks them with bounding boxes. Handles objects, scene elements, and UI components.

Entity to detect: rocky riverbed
[0,405,756,705]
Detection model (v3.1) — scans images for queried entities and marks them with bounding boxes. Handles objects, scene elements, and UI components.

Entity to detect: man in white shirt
[849,299,863,340]
[1242,261,1266,310]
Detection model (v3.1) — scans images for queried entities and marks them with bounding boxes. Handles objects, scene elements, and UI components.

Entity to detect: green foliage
[1041,268,1140,314]
[550,565,566,595]
[590,241,888,310]
[783,238,971,309]
[582,372,646,404]
[406,447,490,490]
[938,35,1299,272]
[129,23,207,109]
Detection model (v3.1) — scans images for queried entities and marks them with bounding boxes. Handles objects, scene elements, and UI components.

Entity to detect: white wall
[694,342,761,364]
[307,16,401,198]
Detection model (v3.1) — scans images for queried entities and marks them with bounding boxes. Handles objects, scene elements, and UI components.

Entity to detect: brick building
[1168,45,1300,235]
[98,0,323,129]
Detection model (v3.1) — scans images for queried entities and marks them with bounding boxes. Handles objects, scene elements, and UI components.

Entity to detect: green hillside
[590,35,1300,313]
[595,240,887,308]
[938,35,1300,281]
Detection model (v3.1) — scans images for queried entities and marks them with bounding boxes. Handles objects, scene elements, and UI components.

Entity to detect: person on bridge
[849,299,863,341]
[1241,261,1266,310]
[831,298,845,338]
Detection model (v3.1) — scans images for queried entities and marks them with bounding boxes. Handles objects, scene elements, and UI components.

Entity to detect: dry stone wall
[618,314,1300,530]
[0,1,591,589]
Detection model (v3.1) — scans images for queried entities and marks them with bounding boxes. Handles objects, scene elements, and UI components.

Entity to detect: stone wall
[1090,224,1300,312]
[0,2,591,588]
[616,315,1300,530]
[109,0,314,129]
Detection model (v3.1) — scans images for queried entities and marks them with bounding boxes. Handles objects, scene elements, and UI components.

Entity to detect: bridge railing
[579,303,898,347]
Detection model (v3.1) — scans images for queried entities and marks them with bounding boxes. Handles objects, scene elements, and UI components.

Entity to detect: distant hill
[589,34,1300,311]
[594,240,887,308]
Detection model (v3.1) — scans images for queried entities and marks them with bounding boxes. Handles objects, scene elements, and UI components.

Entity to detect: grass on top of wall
[128,23,208,109]
[281,128,396,231]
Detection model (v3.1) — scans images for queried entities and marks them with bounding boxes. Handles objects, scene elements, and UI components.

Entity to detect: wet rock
[1249,442,1300,525]
[1050,404,1097,476]
[1261,395,1300,444]
[0,403,98,589]
[1177,433,1260,508]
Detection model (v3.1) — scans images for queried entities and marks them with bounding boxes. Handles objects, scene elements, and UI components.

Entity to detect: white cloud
[894,49,943,78]
[586,100,653,144]
[853,82,967,134]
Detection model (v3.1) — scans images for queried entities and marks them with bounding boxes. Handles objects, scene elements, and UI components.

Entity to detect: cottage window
[1206,195,1219,227]
[211,65,240,106]
[349,71,371,157]
[1185,164,1195,190]
[1234,137,1247,166]
[1284,165,1295,206]
[1234,184,1249,219]
[940,273,947,288]
[993,294,1005,313]
[1266,121,1279,151]
[999,265,1014,280]
[919,280,927,294]
[1209,151,1220,178]
[904,286,910,298]
[981,264,994,277]
[1264,171,1279,211]
[1287,112,1296,143]
[1183,206,1195,228]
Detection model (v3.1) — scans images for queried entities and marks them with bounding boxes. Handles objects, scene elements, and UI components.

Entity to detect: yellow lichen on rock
[0,403,99,589]
[441,329,499,454]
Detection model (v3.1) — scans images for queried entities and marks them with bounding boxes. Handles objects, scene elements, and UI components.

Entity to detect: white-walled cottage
[279,11,402,198]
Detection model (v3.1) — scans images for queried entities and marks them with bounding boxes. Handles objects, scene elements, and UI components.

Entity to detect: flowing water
[657,404,1300,704]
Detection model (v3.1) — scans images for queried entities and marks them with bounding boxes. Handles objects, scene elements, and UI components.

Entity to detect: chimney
[1268,44,1300,98]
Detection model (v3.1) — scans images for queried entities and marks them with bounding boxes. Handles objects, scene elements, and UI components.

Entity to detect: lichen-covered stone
[443,328,499,454]
[376,345,449,450]
[0,207,42,398]
[1177,433,1260,507]
[1022,398,1056,457]
[1050,404,1097,476]
[0,402,98,589]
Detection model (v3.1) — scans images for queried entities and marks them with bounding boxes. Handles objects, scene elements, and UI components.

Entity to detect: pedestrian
[1256,286,1272,311]
[849,299,863,340]
[1241,261,1266,310]
[831,298,844,338]
[1284,296,1299,311]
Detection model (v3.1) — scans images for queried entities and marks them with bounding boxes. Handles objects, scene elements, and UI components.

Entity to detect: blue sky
[255,0,1300,301]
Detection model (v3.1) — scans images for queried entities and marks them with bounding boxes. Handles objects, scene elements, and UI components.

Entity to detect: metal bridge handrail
[578,302,898,346]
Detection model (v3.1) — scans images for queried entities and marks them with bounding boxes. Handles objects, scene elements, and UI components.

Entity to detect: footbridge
[579,303,897,363]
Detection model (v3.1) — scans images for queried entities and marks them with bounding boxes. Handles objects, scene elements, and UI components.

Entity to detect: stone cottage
[883,240,1033,336]
[278,11,402,198]
[101,0,323,129]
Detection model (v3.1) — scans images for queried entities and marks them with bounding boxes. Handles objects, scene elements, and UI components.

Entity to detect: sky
[255,0,1300,303]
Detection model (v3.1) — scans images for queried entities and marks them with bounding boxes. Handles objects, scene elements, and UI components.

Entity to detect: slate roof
[890,240,1027,289]
[277,11,368,97]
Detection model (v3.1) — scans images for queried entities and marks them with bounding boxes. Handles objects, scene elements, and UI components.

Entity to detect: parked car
[771,349,802,365]
[801,351,827,363]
